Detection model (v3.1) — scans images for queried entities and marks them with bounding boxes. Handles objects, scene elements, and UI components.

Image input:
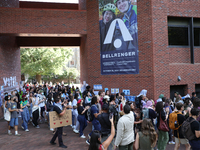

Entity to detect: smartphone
[109,113,113,120]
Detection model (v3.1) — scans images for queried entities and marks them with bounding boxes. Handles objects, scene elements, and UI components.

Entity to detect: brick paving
[0,118,185,150]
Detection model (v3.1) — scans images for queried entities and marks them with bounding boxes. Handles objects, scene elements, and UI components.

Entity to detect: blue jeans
[10,118,18,127]
[89,119,101,136]
[189,140,200,150]
[21,107,30,130]
[72,114,75,126]
[78,115,87,136]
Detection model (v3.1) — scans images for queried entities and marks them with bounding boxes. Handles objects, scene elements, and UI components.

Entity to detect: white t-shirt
[38,94,45,107]
[72,99,77,112]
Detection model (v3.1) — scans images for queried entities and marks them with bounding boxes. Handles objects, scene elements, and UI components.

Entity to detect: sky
[19,0,78,3]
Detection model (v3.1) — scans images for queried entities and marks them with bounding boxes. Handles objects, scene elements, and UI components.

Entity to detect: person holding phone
[89,115,115,150]
[97,103,114,150]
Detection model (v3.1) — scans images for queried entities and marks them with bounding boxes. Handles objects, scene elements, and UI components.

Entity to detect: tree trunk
[36,74,42,84]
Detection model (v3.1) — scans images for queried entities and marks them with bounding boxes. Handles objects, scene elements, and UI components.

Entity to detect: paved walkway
[0,118,185,150]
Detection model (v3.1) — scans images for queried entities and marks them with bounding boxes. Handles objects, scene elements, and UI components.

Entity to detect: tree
[21,47,73,83]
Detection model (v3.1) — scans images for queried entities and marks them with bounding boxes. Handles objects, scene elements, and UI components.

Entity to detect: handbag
[158,112,169,132]
[4,108,11,121]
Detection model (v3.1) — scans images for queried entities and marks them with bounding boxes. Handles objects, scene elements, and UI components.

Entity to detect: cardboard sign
[49,110,72,129]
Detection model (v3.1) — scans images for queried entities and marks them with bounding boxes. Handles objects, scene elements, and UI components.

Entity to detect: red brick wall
[0,8,87,35]
[0,36,21,118]
[169,48,190,63]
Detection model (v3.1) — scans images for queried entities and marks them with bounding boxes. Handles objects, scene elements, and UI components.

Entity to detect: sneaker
[86,139,90,145]
[72,125,76,129]
[73,129,79,134]
[25,129,29,132]
[8,132,12,135]
[21,126,24,130]
[169,141,175,144]
[59,145,67,148]
[15,133,21,136]
[80,135,86,138]
[50,128,54,131]
[36,125,40,129]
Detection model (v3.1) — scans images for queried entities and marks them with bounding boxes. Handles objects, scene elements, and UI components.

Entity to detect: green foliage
[21,47,73,76]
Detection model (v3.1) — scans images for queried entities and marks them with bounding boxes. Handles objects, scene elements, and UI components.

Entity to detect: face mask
[35,95,37,97]
[52,98,54,100]
[15,92,17,94]
[8,97,10,100]
[5,94,8,96]
[42,93,44,95]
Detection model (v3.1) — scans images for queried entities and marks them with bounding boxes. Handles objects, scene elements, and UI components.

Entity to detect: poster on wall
[99,0,139,75]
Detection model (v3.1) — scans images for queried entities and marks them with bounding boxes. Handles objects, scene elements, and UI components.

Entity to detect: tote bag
[158,112,169,132]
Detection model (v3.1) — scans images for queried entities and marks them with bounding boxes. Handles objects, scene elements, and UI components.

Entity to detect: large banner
[99,0,139,75]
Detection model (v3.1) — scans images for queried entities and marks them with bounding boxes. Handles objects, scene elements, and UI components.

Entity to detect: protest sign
[49,110,72,129]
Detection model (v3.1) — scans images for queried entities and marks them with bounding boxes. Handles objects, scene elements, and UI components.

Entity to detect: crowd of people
[3,83,200,150]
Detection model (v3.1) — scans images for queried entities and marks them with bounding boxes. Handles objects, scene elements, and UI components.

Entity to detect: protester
[135,118,157,150]
[115,104,134,150]
[156,101,169,150]
[32,93,40,128]
[20,97,30,132]
[89,116,115,150]
[50,98,69,148]
[86,96,101,145]
[72,93,79,134]
[187,108,200,149]
[8,96,21,136]
[77,99,89,138]
[173,102,190,150]
[97,103,114,150]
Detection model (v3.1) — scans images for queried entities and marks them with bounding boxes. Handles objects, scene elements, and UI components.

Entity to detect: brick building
[0,0,200,119]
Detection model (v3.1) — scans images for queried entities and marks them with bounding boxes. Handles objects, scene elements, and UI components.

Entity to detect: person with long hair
[156,101,169,150]
[89,116,115,150]
[20,97,30,132]
[77,99,89,138]
[135,118,157,150]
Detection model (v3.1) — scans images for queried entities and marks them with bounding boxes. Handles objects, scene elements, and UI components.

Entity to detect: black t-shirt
[97,112,111,135]
[53,105,62,115]
[190,117,200,140]
[78,106,84,115]
[174,114,186,138]
[149,109,157,126]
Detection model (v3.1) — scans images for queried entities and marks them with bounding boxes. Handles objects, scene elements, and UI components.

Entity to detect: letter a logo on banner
[103,19,133,48]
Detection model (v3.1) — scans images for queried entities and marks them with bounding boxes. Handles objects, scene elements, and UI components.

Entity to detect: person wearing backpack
[143,100,156,126]
[183,108,200,150]
[170,102,191,150]
[86,96,101,145]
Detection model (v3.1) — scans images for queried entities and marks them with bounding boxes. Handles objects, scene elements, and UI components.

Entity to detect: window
[194,18,200,46]
[168,17,190,46]
[168,27,189,46]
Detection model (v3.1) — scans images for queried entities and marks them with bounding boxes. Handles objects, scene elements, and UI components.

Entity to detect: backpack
[87,104,97,122]
[142,108,149,119]
[169,111,182,130]
[181,117,196,140]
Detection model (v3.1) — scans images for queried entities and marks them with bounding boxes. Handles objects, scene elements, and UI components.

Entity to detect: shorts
[175,137,189,144]
[9,118,18,127]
